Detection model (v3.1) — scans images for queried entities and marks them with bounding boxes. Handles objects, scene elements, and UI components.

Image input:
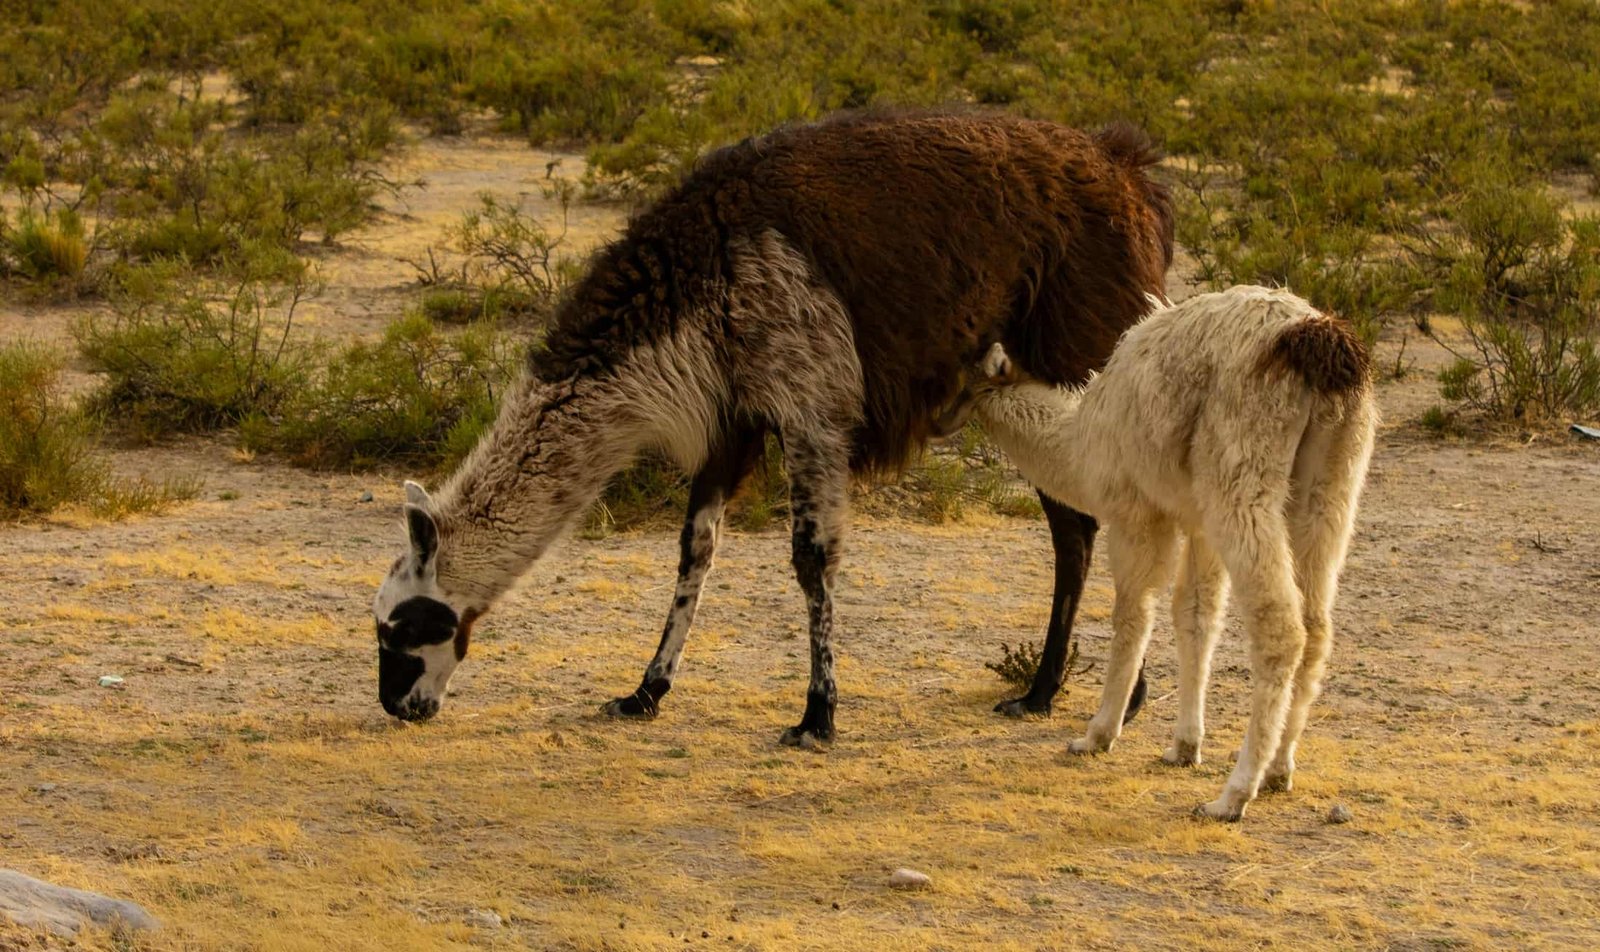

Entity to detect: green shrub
[2,208,88,281]
[985,641,1044,692]
[247,312,518,470]
[1410,179,1600,422]
[76,258,317,437]
[0,342,196,518]
[451,191,574,308]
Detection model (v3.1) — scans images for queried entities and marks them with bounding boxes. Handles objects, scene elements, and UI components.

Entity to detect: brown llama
[372,109,1173,747]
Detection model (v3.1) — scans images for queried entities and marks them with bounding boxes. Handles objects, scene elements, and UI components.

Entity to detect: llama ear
[403,480,433,510]
[405,504,439,568]
[980,342,1015,382]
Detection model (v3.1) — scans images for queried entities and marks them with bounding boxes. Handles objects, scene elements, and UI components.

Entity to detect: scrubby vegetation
[0,342,195,518]
[4,0,1599,518]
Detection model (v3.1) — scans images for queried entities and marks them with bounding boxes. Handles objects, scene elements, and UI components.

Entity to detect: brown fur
[534,108,1173,473]
[1261,316,1371,398]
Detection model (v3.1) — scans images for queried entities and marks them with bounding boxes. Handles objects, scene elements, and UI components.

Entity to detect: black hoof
[780,689,835,748]
[994,695,1052,718]
[778,725,833,749]
[601,684,663,720]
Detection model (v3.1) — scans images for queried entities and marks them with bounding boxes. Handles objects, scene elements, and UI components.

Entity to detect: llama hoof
[778,726,832,750]
[601,690,659,720]
[1194,797,1246,822]
[1067,735,1110,756]
[1260,772,1293,794]
[1162,741,1201,767]
[994,695,1051,718]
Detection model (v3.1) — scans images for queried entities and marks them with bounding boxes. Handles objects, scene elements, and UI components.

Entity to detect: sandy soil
[2,136,1598,951]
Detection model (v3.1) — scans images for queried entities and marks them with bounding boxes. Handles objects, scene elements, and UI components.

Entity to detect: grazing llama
[958,286,1376,820]
[372,110,1173,746]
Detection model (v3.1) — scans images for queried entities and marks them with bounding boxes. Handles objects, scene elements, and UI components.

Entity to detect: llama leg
[997,495,1153,720]
[604,429,765,719]
[778,430,852,748]
[1162,534,1229,767]
[1069,520,1177,755]
[1264,406,1374,792]
[1197,512,1305,821]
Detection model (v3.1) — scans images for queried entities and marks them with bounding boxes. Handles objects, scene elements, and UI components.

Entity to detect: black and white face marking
[372,481,474,722]
[376,596,465,721]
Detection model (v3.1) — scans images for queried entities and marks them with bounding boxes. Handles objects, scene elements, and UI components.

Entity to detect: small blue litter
[1571,424,1600,441]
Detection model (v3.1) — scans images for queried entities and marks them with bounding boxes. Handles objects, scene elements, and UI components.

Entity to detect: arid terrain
[2,134,1598,951]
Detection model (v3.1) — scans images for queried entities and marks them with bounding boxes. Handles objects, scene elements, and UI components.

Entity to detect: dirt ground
[2,134,1598,951]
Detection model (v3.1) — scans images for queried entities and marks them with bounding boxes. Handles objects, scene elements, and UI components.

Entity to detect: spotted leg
[603,427,765,719]
[776,429,851,748]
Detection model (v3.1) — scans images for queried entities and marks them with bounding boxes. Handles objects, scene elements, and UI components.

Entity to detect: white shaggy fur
[971,286,1377,821]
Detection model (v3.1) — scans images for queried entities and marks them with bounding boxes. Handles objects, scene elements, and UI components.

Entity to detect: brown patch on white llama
[967,286,1376,821]
[371,109,1173,742]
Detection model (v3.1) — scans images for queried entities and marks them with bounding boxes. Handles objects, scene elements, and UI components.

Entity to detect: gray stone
[1327,803,1354,825]
[0,868,161,937]
[359,490,375,503]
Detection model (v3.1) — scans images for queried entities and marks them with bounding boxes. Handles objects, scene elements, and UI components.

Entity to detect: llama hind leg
[1197,510,1305,821]
[1260,520,1340,794]
[1162,534,1229,767]
[1069,520,1178,755]
[1264,405,1375,792]
[605,428,765,719]
[778,429,852,748]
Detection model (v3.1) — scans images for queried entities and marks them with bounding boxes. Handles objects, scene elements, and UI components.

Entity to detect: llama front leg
[1162,534,1229,767]
[1197,514,1305,821]
[604,429,764,719]
[996,495,1150,721]
[778,432,851,748]
[1069,521,1177,755]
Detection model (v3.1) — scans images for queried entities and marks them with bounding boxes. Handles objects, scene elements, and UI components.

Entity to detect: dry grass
[2,656,1597,951]
[2,409,1598,950]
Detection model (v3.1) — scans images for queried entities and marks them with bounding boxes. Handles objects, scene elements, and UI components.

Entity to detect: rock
[32,784,56,795]
[463,908,503,929]
[0,868,160,937]
[1327,803,1354,825]
[888,868,931,889]
[359,490,375,503]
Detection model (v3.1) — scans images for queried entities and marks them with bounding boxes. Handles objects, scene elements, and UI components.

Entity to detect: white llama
[963,286,1377,821]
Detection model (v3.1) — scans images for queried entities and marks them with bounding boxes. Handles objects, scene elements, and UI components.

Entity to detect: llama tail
[1261,315,1371,398]
[1094,122,1175,274]
[1094,122,1164,170]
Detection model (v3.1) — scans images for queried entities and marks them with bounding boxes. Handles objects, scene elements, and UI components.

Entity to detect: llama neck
[426,337,719,610]
[975,381,1092,513]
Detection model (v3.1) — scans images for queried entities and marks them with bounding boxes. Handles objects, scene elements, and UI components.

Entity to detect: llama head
[372,481,476,721]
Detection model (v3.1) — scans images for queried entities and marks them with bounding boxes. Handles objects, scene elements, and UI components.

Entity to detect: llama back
[536,108,1172,474]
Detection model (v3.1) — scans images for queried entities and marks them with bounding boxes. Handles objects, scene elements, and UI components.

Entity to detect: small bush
[985,641,1044,692]
[2,208,88,281]
[247,312,518,470]
[452,191,573,306]
[76,257,317,438]
[1410,179,1600,422]
[0,342,195,518]
[410,190,574,326]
